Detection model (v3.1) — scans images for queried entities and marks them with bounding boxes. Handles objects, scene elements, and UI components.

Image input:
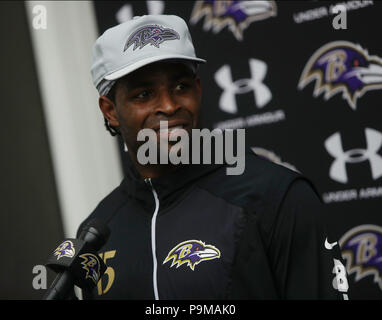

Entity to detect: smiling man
[100,60,202,178]
[77,14,351,300]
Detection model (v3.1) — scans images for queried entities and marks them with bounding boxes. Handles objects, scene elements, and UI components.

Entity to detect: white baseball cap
[91,14,206,94]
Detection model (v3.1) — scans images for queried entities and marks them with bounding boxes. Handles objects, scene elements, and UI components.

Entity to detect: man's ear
[99,96,119,127]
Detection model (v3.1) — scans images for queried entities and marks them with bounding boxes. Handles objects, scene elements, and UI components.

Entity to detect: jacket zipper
[145,178,160,300]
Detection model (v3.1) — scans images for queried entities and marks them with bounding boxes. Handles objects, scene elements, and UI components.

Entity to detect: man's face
[110,61,202,156]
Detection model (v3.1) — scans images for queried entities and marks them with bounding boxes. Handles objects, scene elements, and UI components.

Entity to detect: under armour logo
[214,58,272,114]
[324,128,382,183]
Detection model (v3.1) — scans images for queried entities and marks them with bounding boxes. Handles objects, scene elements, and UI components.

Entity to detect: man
[78,14,350,300]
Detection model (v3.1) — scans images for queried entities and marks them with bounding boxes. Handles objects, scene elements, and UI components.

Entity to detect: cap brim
[104,54,206,81]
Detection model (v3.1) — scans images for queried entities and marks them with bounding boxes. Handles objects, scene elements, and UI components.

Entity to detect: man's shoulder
[198,151,303,204]
[76,182,126,237]
[242,151,301,181]
[196,151,315,242]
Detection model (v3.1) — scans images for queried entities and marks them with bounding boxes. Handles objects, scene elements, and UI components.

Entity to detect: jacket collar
[120,152,223,212]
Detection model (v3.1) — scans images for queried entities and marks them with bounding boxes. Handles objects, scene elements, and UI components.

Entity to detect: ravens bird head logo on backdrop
[340,224,382,290]
[298,41,382,110]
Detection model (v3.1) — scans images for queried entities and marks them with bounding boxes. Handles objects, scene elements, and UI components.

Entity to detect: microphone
[43,219,110,300]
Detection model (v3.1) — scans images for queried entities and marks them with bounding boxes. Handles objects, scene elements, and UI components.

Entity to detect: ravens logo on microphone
[53,240,75,260]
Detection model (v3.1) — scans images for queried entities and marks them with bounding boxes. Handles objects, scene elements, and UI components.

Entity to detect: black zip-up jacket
[78,152,350,300]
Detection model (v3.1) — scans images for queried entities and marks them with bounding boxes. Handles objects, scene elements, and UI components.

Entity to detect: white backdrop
[24,1,123,238]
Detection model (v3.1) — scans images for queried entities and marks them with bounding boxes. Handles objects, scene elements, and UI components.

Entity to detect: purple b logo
[298,41,382,110]
[340,224,382,291]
